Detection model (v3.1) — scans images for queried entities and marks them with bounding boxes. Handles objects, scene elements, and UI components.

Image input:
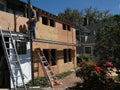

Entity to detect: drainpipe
[13,11,16,32]
[27,0,34,85]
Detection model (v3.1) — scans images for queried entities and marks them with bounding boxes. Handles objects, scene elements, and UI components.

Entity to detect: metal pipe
[27,0,34,85]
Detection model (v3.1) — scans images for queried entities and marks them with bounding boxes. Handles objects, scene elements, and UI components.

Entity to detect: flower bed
[75,60,120,90]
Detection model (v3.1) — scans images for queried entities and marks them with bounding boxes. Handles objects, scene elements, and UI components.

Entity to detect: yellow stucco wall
[0,10,77,77]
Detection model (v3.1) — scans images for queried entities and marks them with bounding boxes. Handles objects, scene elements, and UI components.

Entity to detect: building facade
[0,0,76,88]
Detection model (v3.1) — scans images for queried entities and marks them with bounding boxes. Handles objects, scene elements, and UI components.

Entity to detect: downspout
[72,27,75,67]
[27,0,34,86]
[13,10,16,32]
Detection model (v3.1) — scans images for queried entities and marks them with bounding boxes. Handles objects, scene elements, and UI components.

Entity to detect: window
[67,25,71,31]
[51,49,56,65]
[43,49,57,66]
[42,16,48,25]
[68,49,72,62]
[0,2,4,11]
[50,19,55,27]
[81,36,85,43]
[63,24,71,31]
[43,49,50,63]
[85,47,91,54]
[63,49,67,63]
[16,41,27,54]
[63,49,72,63]
[63,24,66,30]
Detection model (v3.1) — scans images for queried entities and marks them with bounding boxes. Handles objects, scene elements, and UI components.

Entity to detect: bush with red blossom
[75,60,115,90]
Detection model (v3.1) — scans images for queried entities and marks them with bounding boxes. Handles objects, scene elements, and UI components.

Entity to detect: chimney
[83,16,89,26]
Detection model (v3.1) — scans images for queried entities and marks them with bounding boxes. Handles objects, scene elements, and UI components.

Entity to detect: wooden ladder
[35,48,62,87]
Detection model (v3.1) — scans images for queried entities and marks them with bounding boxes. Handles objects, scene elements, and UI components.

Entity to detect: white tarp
[10,39,31,88]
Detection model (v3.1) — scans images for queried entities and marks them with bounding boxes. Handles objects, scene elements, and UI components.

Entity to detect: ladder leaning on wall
[0,26,27,90]
[35,48,62,87]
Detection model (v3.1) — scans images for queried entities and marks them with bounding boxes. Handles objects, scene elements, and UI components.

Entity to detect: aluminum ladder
[35,48,62,87]
[0,26,27,90]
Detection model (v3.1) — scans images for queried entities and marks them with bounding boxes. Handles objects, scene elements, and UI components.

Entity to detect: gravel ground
[52,70,82,90]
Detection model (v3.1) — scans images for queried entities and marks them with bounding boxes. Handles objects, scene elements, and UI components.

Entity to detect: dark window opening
[85,47,91,54]
[36,12,39,21]
[68,49,72,62]
[50,19,55,27]
[64,49,67,63]
[43,49,50,63]
[63,24,66,30]
[51,49,56,65]
[16,41,26,54]
[42,16,48,25]
[81,36,85,43]
[67,25,71,31]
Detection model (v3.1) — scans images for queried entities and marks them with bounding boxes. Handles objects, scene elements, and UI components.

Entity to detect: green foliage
[27,77,49,87]
[27,70,73,87]
[114,75,120,82]
[58,7,111,26]
[56,70,73,79]
[58,8,83,25]
[75,61,116,90]
[95,15,120,61]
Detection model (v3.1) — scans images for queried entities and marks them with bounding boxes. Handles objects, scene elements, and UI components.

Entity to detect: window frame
[16,41,27,55]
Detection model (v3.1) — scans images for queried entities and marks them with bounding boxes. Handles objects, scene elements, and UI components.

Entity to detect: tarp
[10,38,31,88]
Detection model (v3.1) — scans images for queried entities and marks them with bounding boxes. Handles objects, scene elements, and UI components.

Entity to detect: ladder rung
[47,70,53,73]
[42,56,45,58]
[11,61,19,64]
[13,75,22,78]
[8,54,17,57]
[5,41,12,44]
[3,35,10,37]
[49,75,55,78]
[7,48,15,50]
[15,67,21,70]
[49,76,56,81]
[42,60,48,63]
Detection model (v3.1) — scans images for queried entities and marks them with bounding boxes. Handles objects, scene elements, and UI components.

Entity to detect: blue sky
[22,0,120,15]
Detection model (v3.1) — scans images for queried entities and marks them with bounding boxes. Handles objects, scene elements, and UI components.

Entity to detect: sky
[21,0,120,15]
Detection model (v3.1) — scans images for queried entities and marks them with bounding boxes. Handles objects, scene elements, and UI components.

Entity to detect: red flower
[95,66,102,74]
[104,61,113,67]
[81,61,85,65]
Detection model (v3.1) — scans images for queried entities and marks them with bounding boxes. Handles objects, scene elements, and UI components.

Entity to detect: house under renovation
[0,0,76,89]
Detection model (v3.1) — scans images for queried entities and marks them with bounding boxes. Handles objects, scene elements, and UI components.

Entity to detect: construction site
[0,0,77,90]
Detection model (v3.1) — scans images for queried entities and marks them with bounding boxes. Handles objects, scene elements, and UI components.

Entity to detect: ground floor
[32,40,77,77]
[0,33,77,88]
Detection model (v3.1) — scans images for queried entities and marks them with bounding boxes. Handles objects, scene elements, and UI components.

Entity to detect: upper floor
[0,0,76,44]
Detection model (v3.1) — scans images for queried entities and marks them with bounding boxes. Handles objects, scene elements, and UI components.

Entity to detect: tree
[95,15,120,62]
[58,8,83,25]
[58,7,111,26]
[84,7,111,24]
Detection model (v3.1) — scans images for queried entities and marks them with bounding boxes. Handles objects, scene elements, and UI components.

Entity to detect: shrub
[27,77,49,87]
[27,70,73,87]
[76,60,115,90]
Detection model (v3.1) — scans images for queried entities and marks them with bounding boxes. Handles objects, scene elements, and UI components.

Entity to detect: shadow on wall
[19,24,28,34]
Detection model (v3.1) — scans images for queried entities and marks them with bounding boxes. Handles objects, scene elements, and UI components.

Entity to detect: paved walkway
[53,71,82,90]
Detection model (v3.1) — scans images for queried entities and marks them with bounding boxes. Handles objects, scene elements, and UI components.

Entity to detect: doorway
[0,36,10,88]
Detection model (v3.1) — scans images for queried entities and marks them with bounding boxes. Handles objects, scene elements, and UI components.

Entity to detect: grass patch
[114,75,120,82]
[56,70,73,79]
